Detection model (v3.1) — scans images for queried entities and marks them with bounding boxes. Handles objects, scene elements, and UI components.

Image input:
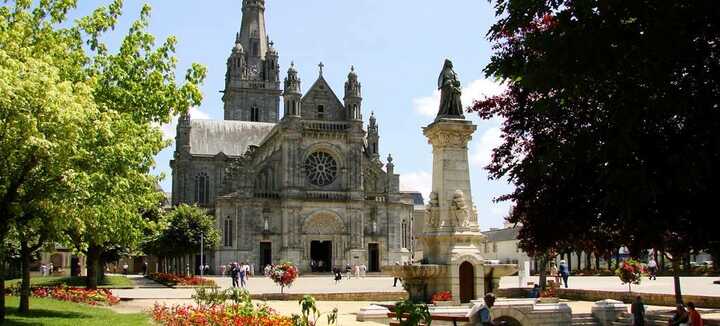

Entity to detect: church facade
[170,0,416,273]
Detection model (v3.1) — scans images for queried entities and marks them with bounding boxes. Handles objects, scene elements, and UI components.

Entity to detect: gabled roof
[188,119,275,156]
[301,75,345,109]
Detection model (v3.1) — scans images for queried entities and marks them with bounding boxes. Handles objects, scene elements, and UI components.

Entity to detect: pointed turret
[344,66,362,121]
[264,40,279,82]
[283,62,302,118]
[367,112,380,160]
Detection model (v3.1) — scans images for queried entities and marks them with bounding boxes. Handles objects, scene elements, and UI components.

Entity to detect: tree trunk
[538,255,548,290]
[585,251,591,270]
[672,258,683,304]
[659,251,665,272]
[576,252,582,271]
[86,245,101,289]
[567,252,573,273]
[1,249,6,322]
[19,242,32,313]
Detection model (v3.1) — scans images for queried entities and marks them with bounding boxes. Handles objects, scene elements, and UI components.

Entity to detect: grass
[5,276,135,289]
[3,296,151,326]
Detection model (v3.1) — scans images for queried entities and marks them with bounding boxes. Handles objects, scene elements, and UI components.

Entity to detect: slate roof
[401,191,425,206]
[189,119,275,156]
[483,227,519,242]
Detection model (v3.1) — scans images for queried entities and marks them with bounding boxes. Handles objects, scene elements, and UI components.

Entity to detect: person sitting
[687,302,703,326]
[476,293,496,325]
[669,304,689,326]
[631,296,645,326]
[528,284,540,298]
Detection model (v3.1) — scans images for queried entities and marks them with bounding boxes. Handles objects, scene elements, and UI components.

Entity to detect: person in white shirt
[647,258,658,280]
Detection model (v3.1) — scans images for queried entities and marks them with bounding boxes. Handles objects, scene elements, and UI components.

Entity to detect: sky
[73,0,513,230]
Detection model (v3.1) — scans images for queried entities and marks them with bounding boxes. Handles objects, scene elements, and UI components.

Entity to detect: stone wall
[496,287,720,309]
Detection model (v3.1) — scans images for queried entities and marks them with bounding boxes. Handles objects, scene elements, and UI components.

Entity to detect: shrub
[151,304,294,326]
[392,300,431,326]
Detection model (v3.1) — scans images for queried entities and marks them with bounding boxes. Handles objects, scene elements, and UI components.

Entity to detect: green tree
[150,204,220,268]
[471,0,720,304]
[0,0,205,318]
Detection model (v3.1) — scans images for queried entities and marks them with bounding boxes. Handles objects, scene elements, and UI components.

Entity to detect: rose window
[305,152,337,186]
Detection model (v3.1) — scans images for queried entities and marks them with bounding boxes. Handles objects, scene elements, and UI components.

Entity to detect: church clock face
[305,152,337,186]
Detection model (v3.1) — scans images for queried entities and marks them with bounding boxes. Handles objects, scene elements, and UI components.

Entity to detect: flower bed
[149,273,217,287]
[151,303,294,326]
[29,286,120,305]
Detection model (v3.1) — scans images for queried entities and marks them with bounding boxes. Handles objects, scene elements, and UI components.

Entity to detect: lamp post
[200,232,204,277]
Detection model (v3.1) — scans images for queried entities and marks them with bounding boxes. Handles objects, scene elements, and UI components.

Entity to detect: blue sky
[75,0,513,230]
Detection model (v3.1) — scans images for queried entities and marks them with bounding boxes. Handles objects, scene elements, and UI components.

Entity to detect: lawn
[3,296,151,325]
[6,275,135,289]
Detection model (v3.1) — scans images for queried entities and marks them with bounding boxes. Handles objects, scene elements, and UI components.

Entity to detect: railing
[303,120,350,132]
[305,191,350,201]
[253,192,280,199]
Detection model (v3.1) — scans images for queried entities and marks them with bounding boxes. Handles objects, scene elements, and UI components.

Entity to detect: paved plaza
[500,275,720,296]
[113,275,404,299]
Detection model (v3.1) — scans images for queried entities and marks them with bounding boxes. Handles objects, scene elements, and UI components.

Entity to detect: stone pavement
[500,276,720,296]
[113,275,404,299]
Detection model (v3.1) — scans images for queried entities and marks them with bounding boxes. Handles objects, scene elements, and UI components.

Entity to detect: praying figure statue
[436,59,464,119]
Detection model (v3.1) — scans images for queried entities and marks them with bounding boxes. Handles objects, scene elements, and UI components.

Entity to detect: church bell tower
[223,0,281,122]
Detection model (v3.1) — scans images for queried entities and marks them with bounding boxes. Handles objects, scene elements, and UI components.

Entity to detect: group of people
[39,263,55,276]
[631,296,704,326]
[228,262,252,288]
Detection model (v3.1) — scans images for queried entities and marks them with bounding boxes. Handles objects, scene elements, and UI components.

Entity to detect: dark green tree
[471,0,720,304]
[147,204,220,270]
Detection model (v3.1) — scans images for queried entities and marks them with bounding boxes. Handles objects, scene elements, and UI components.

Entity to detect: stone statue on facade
[451,190,470,227]
[436,59,464,119]
[425,192,440,229]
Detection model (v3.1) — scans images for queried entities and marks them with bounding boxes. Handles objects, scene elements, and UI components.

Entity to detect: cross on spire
[318,62,324,76]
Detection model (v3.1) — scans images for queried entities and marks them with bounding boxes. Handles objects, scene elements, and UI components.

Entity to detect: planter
[538,297,560,304]
[434,300,454,306]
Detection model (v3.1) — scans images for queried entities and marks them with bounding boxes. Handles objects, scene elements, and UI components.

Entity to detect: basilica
[170,0,418,273]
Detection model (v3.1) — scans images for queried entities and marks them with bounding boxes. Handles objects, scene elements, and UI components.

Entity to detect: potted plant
[616,259,642,293]
[267,262,298,294]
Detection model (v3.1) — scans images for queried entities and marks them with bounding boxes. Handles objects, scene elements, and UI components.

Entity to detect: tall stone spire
[239,0,269,60]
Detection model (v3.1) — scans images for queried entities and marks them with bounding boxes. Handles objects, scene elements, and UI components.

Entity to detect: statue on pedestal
[436,59,464,119]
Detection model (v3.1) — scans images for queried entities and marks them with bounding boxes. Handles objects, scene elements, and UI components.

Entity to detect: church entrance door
[310,240,332,272]
[368,243,380,272]
[260,242,272,270]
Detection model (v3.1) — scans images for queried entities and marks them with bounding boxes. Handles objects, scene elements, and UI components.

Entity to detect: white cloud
[412,78,506,117]
[160,107,211,140]
[471,125,503,167]
[399,170,432,200]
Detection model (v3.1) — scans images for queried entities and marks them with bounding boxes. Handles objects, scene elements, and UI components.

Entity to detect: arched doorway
[459,261,475,303]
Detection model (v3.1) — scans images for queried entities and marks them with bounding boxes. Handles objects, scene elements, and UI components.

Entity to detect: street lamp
[200,232,204,277]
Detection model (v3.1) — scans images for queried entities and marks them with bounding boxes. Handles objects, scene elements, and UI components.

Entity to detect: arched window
[224,217,234,247]
[195,172,210,205]
[250,106,260,122]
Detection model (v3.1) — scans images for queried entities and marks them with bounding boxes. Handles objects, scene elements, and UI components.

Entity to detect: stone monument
[391,59,516,305]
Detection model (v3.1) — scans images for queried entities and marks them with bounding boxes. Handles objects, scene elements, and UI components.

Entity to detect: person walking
[687,302,703,326]
[333,267,342,284]
[122,263,129,275]
[230,263,239,288]
[360,264,367,277]
[142,261,148,276]
[631,296,645,326]
[239,262,247,288]
[550,262,560,287]
[559,260,570,288]
[393,261,401,287]
[647,258,658,280]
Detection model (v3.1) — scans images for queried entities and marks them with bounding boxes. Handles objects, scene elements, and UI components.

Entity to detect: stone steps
[571,313,599,326]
